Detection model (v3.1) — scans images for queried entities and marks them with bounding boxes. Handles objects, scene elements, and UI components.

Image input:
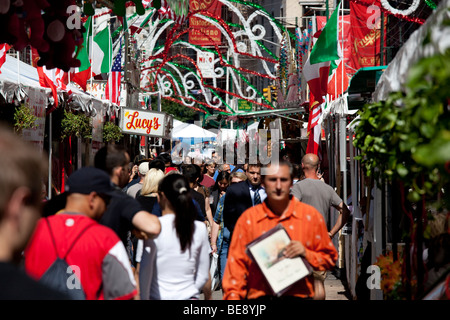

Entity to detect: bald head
[301,153,319,172]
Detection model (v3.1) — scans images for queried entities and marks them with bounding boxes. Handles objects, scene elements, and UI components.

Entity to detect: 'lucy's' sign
[120,108,170,138]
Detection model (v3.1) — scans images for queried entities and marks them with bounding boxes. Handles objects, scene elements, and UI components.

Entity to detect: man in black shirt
[94,145,161,246]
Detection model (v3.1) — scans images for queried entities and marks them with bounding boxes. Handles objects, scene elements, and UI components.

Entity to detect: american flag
[105,46,122,105]
[0,44,11,73]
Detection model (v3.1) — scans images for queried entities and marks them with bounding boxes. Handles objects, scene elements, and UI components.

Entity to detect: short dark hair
[182,164,201,184]
[94,145,129,176]
[148,159,165,172]
[157,152,172,165]
[246,162,262,171]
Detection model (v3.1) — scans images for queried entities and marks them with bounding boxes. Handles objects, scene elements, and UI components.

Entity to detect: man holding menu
[222,160,338,300]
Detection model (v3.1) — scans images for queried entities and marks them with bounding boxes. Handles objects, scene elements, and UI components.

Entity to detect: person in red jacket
[24,167,138,300]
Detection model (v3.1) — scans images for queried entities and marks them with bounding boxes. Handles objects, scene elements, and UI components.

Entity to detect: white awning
[0,55,115,117]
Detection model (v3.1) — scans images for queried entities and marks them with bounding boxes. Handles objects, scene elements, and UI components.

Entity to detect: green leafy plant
[353,47,450,301]
[161,99,197,122]
[102,121,123,143]
[14,105,37,133]
[61,109,92,140]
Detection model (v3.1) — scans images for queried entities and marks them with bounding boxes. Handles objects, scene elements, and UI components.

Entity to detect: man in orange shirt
[222,160,338,300]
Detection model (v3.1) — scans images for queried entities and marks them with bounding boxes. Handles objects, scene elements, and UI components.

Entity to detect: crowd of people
[0,125,352,300]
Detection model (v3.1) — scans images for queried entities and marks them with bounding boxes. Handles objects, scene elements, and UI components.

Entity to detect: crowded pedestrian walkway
[0,127,448,305]
[0,135,357,301]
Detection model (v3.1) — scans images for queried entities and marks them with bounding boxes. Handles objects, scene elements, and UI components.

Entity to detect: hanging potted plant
[61,109,92,140]
[102,121,123,144]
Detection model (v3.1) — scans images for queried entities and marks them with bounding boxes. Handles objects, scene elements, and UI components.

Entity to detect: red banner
[189,0,222,46]
[349,2,386,69]
[316,14,354,77]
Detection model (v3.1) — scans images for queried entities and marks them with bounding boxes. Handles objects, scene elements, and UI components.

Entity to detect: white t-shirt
[139,214,210,300]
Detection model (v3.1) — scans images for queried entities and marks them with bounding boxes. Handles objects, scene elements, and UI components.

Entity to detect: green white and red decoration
[136,0,295,115]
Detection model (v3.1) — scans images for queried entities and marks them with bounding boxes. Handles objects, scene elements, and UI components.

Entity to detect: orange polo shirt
[222,197,338,300]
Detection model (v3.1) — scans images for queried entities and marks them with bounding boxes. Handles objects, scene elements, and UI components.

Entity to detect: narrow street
[201,269,351,300]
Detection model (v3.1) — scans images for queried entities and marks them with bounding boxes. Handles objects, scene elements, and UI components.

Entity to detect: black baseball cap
[65,167,115,197]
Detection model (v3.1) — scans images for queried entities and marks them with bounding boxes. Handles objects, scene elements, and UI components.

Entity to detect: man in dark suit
[222,163,266,236]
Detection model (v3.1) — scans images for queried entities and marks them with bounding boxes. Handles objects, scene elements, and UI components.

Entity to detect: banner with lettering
[120,108,171,138]
[189,0,222,46]
[349,2,386,69]
[22,87,47,152]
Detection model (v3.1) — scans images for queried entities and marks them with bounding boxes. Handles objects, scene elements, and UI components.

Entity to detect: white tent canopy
[171,119,217,139]
[0,55,115,116]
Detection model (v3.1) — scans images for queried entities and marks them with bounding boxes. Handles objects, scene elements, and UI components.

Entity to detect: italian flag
[91,27,112,76]
[71,16,92,90]
[71,16,112,90]
[303,1,343,104]
[303,2,343,157]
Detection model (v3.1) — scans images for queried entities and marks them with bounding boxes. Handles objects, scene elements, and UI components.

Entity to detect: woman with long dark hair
[138,174,210,300]
[209,170,231,217]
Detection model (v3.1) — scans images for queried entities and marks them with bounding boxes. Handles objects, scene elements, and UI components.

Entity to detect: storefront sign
[120,108,172,138]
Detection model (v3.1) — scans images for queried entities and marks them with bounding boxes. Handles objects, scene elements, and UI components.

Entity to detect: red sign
[189,0,222,46]
[316,15,353,76]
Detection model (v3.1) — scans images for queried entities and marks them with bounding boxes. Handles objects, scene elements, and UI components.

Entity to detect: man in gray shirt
[291,153,350,300]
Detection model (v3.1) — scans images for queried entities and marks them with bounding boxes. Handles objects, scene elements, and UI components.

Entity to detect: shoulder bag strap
[64,222,97,259]
[44,218,60,258]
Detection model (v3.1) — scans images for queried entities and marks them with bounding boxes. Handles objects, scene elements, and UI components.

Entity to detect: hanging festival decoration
[278,32,289,97]
[424,0,437,9]
[379,0,421,17]
[135,0,293,115]
[295,20,312,101]
[158,0,190,25]
[348,0,425,24]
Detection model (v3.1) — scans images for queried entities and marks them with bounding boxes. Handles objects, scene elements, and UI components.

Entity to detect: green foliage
[160,99,197,122]
[61,109,92,140]
[14,105,37,133]
[102,121,123,143]
[353,50,450,209]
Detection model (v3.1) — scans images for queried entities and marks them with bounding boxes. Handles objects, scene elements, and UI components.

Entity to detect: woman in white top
[139,174,210,300]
